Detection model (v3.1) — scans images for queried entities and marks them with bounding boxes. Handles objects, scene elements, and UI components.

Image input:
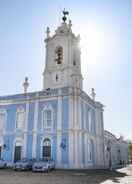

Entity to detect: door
[0,146,1,159]
[42,138,51,160]
[14,146,21,162]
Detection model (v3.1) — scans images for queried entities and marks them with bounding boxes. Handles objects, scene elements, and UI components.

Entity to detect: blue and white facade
[0,13,105,169]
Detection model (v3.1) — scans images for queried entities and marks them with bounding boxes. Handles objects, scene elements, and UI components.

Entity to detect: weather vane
[62,9,69,22]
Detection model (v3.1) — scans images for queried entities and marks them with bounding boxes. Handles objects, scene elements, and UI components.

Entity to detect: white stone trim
[69,89,73,129]
[68,131,74,168]
[57,90,62,130]
[0,96,59,106]
[74,131,79,168]
[83,102,86,129]
[56,89,62,166]
[23,102,29,158]
[74,88,78,128]
[56,132,62,166]
[68,89,74,168]
[84,133,88,167]
[32,94,39,158]
[41,104,54,130]
[80,98,95,110]
[78,96,82,129]
[79,132,83,168]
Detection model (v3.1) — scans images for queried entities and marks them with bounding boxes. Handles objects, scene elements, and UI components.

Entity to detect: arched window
[89,109,92,132]
[42,107,53,129]
[16,107,25,130]
[55,46,63,64]
[42,138,51,160]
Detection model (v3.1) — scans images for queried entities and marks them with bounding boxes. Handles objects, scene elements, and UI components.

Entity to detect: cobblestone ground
[0,165,132,184]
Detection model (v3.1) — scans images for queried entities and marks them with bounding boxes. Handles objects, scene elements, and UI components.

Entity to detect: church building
[0,11,107,169]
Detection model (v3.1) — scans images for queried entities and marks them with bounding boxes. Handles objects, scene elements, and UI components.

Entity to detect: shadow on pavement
[0,168,129,184]
[55,169,128,184]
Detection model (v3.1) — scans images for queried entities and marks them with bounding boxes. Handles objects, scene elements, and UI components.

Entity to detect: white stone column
[74,88,79,128]
[83,102,86,130]
[78,95,82,130]
[84,133,88,168]
[74,131,79,168]
[23,102,29,158]
[79,132,83,168]
[68,88,74,168]
[57,89,62,167]
[32,93,39,158]
[69,131,74,168]
[69,88,74,129]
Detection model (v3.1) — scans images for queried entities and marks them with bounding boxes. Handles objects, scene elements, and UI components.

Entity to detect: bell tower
[43,10,83,90]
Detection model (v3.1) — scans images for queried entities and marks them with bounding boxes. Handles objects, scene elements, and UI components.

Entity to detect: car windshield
[36,161,47,164]
[20,159,28,162]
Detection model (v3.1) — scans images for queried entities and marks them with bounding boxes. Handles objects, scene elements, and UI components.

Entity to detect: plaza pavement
[0,165,132,184]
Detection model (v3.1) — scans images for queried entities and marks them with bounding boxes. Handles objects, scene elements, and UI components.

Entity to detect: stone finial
[23,77,29,93]
[91,88,96,101]
[46,27,50,38]
[69,20,72,30]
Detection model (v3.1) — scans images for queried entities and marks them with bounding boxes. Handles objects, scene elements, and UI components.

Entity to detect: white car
[32,160,50,172]
[13,159,34,171]
[0,159,7,168]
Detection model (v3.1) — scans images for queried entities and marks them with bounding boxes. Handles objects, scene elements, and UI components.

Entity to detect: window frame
[15,107,25,130]
[42,138,51,160]
[42,106,53,130]
[0,109,6,133]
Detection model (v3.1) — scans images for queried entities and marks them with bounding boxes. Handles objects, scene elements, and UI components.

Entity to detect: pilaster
[57,89,62,167]
[23,102,29,158]
[32,93,39,158]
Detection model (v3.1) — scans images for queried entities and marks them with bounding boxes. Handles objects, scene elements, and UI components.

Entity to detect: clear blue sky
[0,0,132,140]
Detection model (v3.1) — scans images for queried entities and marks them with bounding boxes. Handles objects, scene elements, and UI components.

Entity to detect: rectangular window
[0,111,5,132]
[16,111,25,129]
[89,109,92,132]
[86,109,89,130]
[43,110,52,128]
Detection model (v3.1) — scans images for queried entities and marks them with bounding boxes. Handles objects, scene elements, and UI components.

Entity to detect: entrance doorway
[0,146,1,159]
[42,138,51,160]
[14,146,22,162]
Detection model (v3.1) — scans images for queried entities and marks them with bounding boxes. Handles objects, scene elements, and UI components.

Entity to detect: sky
[0,0,132,140]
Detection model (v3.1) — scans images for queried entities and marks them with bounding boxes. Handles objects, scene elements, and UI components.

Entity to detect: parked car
[0,159,7,169]
[13,158,35,171]
[32,160,50,172]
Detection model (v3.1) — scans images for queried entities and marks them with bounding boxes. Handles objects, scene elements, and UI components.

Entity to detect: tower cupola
[43,10,83,90]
